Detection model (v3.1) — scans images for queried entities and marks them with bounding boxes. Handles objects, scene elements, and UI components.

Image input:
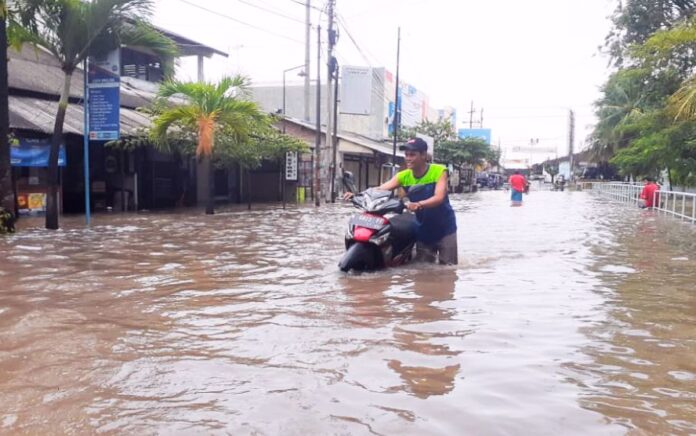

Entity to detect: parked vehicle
[338,172,422,272]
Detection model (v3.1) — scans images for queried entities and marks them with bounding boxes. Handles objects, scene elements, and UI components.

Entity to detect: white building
[251,66,443,142]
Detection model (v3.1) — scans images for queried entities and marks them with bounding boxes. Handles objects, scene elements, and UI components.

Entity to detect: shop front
[10,137,66,216]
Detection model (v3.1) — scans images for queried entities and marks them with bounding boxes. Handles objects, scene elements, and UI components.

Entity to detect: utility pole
[480,108,484,128]
[304,0,311,122]
[324,0,336,202]
[391,27,401,176]
[568,109,575,181]
[314,25,322,207]
[331,63,339,202]
[468,101,475,129]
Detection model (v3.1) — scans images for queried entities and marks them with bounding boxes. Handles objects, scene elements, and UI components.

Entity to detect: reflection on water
[0,191,695,434]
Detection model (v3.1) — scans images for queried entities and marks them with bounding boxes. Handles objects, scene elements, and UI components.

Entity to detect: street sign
[285,151,298,181]
[88,49,120,141]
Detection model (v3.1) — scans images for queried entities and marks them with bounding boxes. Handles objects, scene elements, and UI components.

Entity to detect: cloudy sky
[153,0,616,163]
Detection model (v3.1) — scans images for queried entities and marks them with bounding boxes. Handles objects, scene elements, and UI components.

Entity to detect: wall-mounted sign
[285,152,298,181]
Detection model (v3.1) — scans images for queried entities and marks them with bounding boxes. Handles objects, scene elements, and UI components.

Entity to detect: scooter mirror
[405,183,426,200]
[343,171,358,193]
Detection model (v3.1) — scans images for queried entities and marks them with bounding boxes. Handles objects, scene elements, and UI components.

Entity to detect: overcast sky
[153,0,616,163]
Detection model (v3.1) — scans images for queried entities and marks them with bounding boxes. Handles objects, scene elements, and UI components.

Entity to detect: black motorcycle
[338,173,422,272]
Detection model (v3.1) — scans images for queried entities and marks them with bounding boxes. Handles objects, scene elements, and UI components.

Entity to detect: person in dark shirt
[344,138,458,264]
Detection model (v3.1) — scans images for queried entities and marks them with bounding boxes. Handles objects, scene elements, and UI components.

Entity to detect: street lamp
[282,64,306,134]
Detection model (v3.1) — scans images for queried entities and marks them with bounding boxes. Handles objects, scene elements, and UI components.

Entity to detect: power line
[335,12,390,102]
[175,0,305,45]
[235,0,307,25]
[287,0,324,12]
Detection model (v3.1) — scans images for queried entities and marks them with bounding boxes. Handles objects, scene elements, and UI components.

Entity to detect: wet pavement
[1,190,695,435]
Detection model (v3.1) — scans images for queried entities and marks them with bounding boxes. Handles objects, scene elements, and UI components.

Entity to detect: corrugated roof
[283,117,404,158]
[9,45,156,109]
[10,96,151,136]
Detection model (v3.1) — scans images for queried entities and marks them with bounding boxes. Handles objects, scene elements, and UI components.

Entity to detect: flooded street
[1,190,696,435]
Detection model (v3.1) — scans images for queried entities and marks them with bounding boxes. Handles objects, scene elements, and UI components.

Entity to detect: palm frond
[668,76,696,120]
[118,20,179,78]
[150,105,201,143]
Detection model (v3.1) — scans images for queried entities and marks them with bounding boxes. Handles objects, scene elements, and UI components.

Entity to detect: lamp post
[282,65,306,133]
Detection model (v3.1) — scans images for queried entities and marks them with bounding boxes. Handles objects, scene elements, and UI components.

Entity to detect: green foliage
[0,207,15,234]
[593,1,696,185]
[393,118,455,147]
[435,137,496,169]
[545,162,559,177]
[605,0,696,66]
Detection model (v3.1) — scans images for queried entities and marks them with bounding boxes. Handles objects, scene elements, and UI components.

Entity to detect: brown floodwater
[1,190,695,435]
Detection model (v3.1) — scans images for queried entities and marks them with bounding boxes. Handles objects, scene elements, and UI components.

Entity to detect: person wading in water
[345,138,458,265]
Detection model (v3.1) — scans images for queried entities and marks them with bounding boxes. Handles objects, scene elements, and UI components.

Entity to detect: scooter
[338,172,422,272]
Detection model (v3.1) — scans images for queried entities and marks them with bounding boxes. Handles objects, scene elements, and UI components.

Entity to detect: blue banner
[459,128,492,144]
[10,138,66,167]
[88,49,120,141]
[89,86,120,140]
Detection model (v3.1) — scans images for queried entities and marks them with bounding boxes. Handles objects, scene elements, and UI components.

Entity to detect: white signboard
[285,152,298,181]
[340,66,372,115]
[511,146,557,154]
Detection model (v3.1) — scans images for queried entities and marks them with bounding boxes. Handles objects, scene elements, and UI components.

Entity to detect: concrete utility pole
[391,27,401,176]
[304,0,311,122]
[314,25,322,207]
[480,108,484,128]
[469,101,475,129]
[568,109,575,181]
[324,0,336,202]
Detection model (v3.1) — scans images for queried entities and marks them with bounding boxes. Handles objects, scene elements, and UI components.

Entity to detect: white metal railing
[588,182,696,224]
[653,189,696,223]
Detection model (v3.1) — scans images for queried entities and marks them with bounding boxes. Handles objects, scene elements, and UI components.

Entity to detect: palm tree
[150,76,268,215]
[590,69,650,161]
[11,0,177,229]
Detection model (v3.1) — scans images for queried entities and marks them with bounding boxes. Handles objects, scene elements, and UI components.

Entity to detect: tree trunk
[46,70,73,229]
[247,168,251,211]
[0,14,15,231]
[205,153,214,215]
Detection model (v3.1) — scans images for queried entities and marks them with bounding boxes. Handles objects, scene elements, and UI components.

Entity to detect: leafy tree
[11,0,178,229]
[150,76,268,214]
[148,76,306,213]
[544,162,559,183]
[393,118,455,147]
[606,0,696,66]
[435,137,493,169]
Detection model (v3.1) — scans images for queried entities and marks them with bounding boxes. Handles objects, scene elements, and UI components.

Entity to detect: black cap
[399,137,428,152]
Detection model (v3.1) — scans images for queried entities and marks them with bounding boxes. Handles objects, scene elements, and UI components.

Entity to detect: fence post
[682,193,686,220]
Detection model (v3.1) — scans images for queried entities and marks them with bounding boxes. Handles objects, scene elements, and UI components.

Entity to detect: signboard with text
[88,49,120,141]
[285,152,298,181]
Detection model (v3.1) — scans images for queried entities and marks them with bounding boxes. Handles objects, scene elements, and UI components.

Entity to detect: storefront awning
[11,139,66,167]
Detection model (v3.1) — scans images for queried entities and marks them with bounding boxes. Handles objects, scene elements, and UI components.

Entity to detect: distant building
[251,66,442,142]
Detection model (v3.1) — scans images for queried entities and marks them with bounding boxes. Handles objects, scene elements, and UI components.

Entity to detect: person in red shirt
[509,170,528,204]
[640,177,660,208]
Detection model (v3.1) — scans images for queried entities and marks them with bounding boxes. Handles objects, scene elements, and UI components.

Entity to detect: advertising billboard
[340,66,372,115]
[458,128,492,144]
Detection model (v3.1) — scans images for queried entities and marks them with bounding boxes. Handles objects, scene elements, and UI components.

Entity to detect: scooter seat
[389,213,418,241]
